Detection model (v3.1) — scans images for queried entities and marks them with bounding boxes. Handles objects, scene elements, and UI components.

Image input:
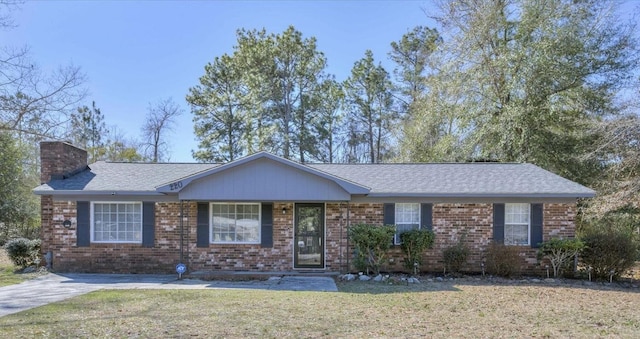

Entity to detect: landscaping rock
[359,275,371,281]
[531,279,541,283]
[407,277,420,284]
[22,266,36,274]
[435,277,444,282]
[373,274,383,282]
[342,274,356,281]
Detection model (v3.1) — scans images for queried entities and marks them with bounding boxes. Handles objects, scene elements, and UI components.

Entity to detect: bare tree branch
[141,97,183,162]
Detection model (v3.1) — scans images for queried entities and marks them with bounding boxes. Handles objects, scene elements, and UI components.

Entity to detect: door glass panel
[295,204,324,268]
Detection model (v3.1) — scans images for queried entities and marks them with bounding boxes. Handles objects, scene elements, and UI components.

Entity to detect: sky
[1,1,638,162]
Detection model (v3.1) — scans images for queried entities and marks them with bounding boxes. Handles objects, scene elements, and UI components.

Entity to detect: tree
[187,54,247,162]
[141,98,182,162]
[101,126,144,162]
[312,78,345,163]
[415,0,637,182]
[189,26,330,163]
[344,50,395,163]
[389,25,441,117]
[237,26,328,162]
[69,101,107,163]
[585,113,640,218]
[0,131,39,243]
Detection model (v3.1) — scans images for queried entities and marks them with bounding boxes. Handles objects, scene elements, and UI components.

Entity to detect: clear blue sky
[1,1,637,162]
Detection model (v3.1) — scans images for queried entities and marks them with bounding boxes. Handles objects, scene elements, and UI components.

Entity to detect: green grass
[1,282,639,337]
[0,249,33,287]
[0,249,45,287]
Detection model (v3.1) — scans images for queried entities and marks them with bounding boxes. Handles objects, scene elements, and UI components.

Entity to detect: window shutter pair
[196,202,274,248]
[382,203,433,230]
[493,203,543,248]
[76,201,155,247]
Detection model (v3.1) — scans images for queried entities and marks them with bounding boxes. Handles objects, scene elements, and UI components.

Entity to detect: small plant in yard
[580,228,637,280]
[442,237,469,275]
[484,241,522,277]
[537,238,584,278]
[400,229,435,273]
[348,223,395,275]
[4,238,41,269]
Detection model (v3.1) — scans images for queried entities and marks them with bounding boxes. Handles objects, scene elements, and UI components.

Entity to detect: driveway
[0,273,338,317]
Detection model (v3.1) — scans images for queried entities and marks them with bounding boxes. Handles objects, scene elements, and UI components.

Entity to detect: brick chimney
[40,141,88,184]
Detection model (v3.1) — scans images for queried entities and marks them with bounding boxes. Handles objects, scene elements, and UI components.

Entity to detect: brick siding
[40,200,576,274]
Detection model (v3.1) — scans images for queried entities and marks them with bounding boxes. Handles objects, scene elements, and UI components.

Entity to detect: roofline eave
[33,190,168,196]
[366,192,596,199]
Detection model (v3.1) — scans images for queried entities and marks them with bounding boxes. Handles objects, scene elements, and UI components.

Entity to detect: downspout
[185,200,190,269]
[339,202,343,273]
[346,202,351,273]
[180,200,184,264]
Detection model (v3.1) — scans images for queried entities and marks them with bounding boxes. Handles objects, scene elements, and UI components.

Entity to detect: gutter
[365,192,596,199]
[32,190,171,196]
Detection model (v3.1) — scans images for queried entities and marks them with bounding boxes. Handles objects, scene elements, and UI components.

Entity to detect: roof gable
[157,152,370,201]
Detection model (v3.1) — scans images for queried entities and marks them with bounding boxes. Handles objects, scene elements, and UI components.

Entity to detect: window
[92,202,142,243]
[394,203,420,244]
[505,203,530,245]
[211,203,260,243]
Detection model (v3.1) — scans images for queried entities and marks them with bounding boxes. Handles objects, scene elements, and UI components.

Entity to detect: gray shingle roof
[309,163,594,197]
[34,158,595,198]
[35,161,217,192]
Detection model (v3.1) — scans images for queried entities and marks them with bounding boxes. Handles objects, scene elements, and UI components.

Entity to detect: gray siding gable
[158,152,369,200]
[178,156,356,201]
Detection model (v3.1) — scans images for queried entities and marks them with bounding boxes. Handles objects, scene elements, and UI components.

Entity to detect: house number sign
[169,181,183,191]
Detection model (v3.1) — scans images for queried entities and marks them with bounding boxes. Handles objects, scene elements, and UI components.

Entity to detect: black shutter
[383,203,395,225]
[261,203,273,248]
[197,203,209,248]
[421,203,433,231]
[530,203,543,248]
[76,201,90,247]
[493,203,505,244]
[142,202,155,248]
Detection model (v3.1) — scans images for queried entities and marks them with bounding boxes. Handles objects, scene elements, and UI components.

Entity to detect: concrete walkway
[0,273,338,317]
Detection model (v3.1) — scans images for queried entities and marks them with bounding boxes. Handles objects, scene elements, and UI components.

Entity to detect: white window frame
[394,203,421,245]
[210,202,261,244]
[504,203,530,246]
[90,201,143,244]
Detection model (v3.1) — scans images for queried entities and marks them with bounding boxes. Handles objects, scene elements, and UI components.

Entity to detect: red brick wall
[382,203,577,274]
[41,200,187,273]
[187,202,294,271]
[40,141,87,184]
[40,199,577,274]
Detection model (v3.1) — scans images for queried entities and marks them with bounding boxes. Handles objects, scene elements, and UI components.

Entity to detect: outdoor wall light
[62,220,72,229]
[282,207,287,215]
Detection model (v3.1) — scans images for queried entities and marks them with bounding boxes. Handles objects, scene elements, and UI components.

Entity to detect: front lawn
[0,249,42,287]
[0,281,638,337]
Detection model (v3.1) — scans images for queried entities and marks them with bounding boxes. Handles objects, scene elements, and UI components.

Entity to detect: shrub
[348,224,395,275]
[4,237,41,268]
[537,238,584,278]
[485,242,522,277]
[442,239,469,275]
[581,229,638,280]
[400,229,435,273]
